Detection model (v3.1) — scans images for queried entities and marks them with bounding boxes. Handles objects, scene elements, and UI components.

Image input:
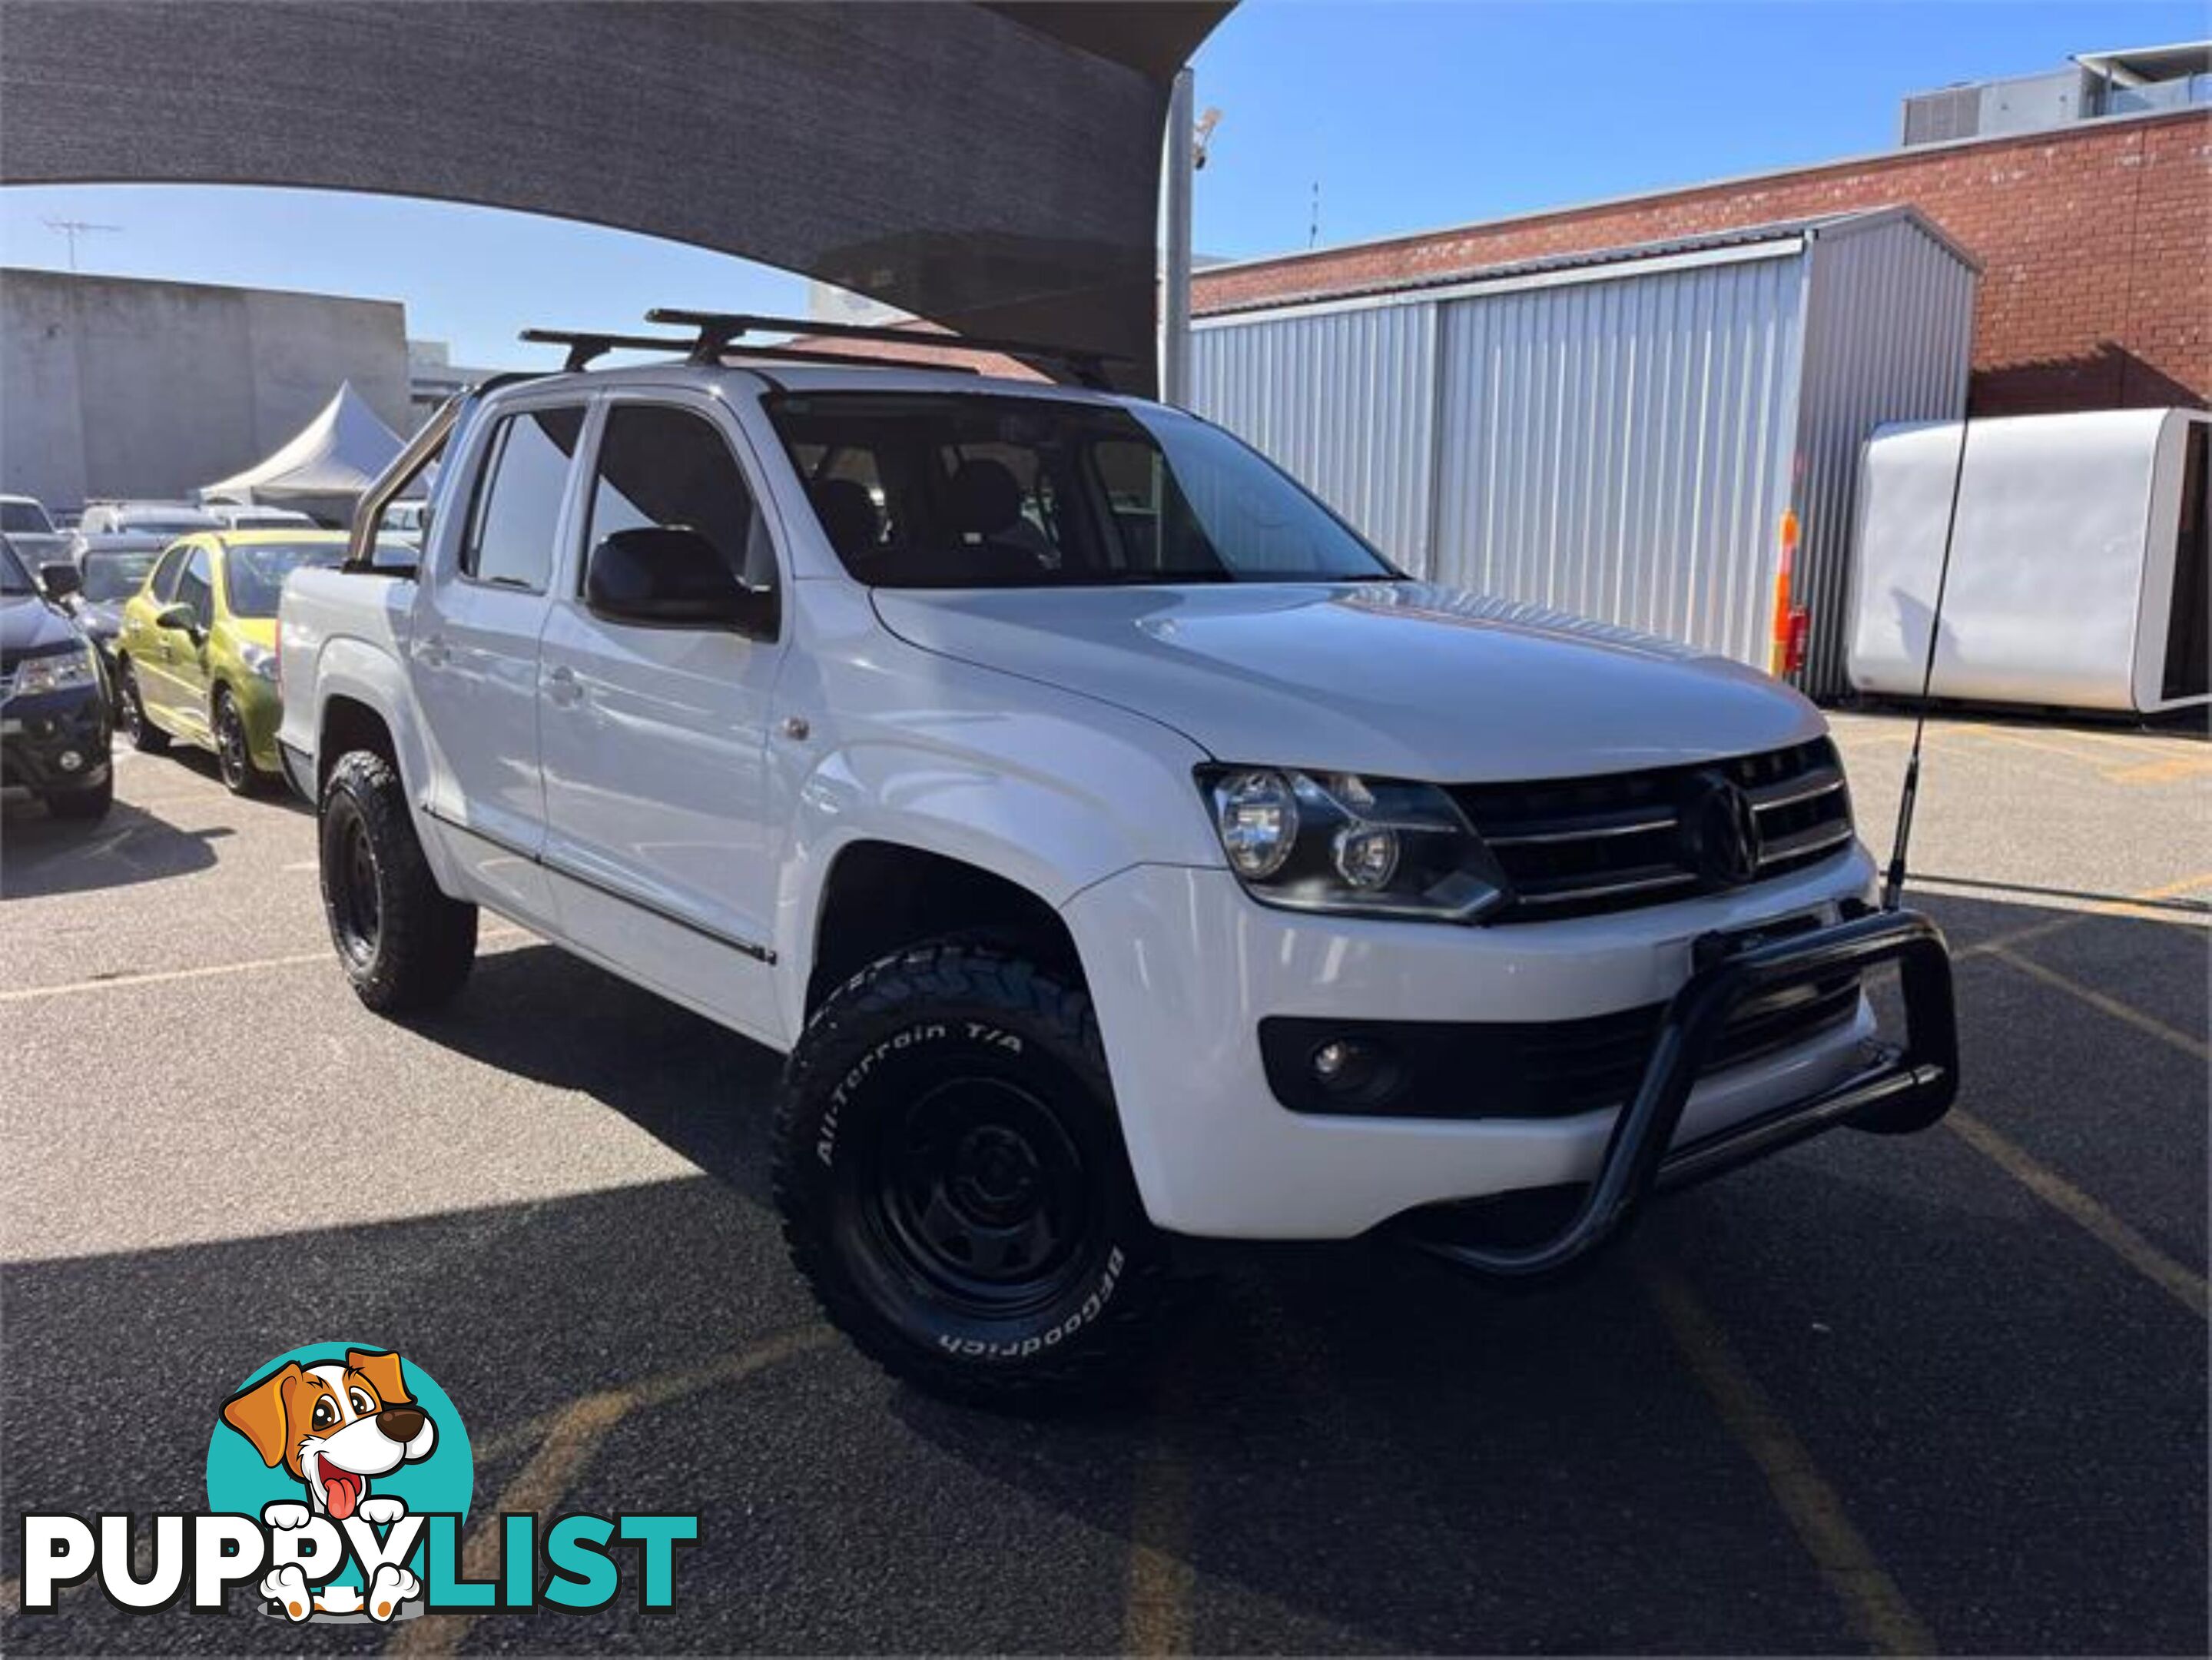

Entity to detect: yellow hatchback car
[114,530,348,793]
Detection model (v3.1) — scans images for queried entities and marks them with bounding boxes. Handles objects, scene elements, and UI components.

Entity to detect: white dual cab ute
[279,315,1958,1406]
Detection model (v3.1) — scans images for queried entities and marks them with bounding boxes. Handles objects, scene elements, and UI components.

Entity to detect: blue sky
[2,1,2197,368]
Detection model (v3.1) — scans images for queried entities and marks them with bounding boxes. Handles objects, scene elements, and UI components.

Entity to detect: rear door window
[460,407,585,592]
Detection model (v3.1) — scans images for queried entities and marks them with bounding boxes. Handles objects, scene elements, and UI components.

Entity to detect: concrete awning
[0,2,1232,394]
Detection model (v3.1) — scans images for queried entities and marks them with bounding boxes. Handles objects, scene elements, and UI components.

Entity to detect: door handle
[416,632,450,668]
[545,664,582,706]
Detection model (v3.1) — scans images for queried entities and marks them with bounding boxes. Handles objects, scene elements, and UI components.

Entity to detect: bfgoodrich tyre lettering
[773,944,1172,1407]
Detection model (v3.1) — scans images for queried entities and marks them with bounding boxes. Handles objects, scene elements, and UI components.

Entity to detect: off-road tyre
[319,749,476,1014]
[774,944,1172,1409]
[117,659,169,754]
[45,770,113,821]
[213,686,262,795]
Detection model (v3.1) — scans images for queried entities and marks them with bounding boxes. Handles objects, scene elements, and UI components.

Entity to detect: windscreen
[127,516,217,536]
[0,538,33,594]
[768,393,1398,589]
[221,541,347,616]
[79,550,158,601]
[1,500,53,533]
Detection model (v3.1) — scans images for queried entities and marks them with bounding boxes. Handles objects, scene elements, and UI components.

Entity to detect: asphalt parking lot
[2,712,2206,1655]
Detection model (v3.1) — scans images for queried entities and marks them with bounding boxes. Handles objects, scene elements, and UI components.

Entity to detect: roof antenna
[1880,412,1974,911]
[1308,179,1322,250]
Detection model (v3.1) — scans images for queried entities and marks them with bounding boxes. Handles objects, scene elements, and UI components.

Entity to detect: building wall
[0,268,411,510]
[1191,214,1975,694]
[1189,303,1440,571]
[1195,108,2210,418]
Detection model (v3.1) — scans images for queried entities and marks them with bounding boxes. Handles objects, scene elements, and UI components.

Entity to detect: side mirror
[584,526,776,636]
[39,563,81,599]
[154,603,197,633]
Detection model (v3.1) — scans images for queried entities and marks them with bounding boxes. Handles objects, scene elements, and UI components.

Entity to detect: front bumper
[0,685,113,797]
[1063,846,1954,1241]
[1408,905,1954,1279]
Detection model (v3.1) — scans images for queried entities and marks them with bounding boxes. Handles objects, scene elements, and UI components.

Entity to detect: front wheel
[319,750,477,1014]
[773,945,1172,1409]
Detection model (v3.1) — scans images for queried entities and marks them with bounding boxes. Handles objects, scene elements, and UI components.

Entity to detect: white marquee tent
[201,382,417,523]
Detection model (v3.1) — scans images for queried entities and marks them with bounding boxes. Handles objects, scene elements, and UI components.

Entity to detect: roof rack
[518,329,694,372]
[519,325,983,379]
[646,308,1129,389]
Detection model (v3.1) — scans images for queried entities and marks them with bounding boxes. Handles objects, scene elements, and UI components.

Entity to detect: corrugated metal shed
[1190,208,1978,697]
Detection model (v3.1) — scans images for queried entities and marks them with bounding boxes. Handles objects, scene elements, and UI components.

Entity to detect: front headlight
[1199,767,1513,922]
[240,642,279,682]
[8,642,99,699]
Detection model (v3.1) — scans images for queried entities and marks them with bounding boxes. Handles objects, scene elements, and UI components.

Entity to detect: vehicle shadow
[2,1154,2200,1654]
[140,742,314,815]
[407,942,785,1207]
[0,794,230,899]
[2,889,2204,1651]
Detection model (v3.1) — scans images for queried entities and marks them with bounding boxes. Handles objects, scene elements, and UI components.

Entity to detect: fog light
[1311,1038,1384,1094]
[55,749,82,773]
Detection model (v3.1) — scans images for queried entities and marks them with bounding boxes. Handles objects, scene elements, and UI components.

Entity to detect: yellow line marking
[2054,726,2210,755]
[1945,1110,2207,1319]
[1829,728,1920,747]
[0,930,531,1003]
[2130,871,2212,903]
[2108,754,2212,785]
[1641,1263,1935,1656]
[389,1327,831,1656]
[1123,1406,1196,1658]
[1947,869,2212,961]
[1955,725,2125,769]
[1983,945,2209,1062]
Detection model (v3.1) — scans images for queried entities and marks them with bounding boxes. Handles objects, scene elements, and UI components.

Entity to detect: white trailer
[1848,407,2210,714]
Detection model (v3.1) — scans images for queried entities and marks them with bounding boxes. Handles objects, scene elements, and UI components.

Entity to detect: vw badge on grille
[1683,772,1763,887]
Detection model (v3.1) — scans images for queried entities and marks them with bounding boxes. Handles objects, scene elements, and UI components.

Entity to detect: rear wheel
[774,944,1172,1409]
[213,687,260,795]
[118,659,168,754]
[319,750,476,1014]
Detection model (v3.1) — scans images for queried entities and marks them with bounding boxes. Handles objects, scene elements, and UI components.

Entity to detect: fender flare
[307,640,462,891]
[771,737,1219,1039]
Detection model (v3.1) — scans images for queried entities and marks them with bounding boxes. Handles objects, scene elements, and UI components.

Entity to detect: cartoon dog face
[221,1350,436,1520]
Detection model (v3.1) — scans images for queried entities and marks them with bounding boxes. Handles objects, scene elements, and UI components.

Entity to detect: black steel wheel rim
[328,805,381,967]
[867,1074,1093,1314]
[217,699,247,788]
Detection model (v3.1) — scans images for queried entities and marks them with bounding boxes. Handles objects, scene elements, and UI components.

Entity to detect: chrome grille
[1452,738,1855,922]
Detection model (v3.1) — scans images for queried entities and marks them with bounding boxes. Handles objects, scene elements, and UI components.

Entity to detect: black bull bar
[1411,908,1958,1280]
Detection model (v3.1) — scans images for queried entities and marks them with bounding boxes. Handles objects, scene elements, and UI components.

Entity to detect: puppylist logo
[18,1342,700,1623]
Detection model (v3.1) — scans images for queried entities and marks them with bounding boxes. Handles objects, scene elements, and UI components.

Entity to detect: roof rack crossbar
[517,327,984,380]
[517,328,694,372]
[719,342,980,376]
[644,308,1128,388]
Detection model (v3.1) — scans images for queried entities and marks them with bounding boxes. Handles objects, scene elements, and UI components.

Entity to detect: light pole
[1159,68,1196,409]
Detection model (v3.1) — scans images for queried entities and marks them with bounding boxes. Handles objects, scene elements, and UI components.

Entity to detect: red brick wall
[1194,110,2212,417]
